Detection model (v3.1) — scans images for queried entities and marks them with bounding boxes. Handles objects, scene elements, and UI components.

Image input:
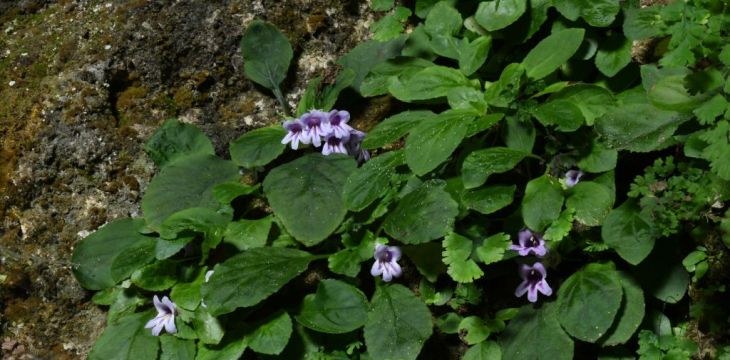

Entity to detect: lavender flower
[510,229,547,257]
[565,170,584,188]
[371,243,402,282]
[327,110,354,138]
[281,119,308,150]
[144,295,177,336]
[515,262,553,303]
[322,133,349,156]
[300,110,330,147]
[346,129,370,163]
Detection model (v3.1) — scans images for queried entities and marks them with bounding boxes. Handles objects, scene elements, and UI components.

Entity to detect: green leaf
[459,36,492,76]
[475,233,511,265]
[522,28,585,80]
[372,0,394,11]
[142,154,239,231]
[338,38,406,92]
[155,236,190,260]
[566,181,614,226]
[694,94,728,125]
[459,316,491,345]
[406,110,472,176]
[372,8,411,41]
[557,263,623,342]
[501,303,574,360]
[475,0,527,31]
[389,66,473,102]
[554,0,620,27]
[462,185,516,215]
[245,311,292,355]
[159,207,229,240]
[241,20,292,91]
[364,284,433,360]
[424,1,462,36]
[263,154,357,246]
[521,176,565,232]
[201,247,314,315]
[328,233,377,277]
[344,151,404,211]
[195,334,247,360]
[578,139,617,172]
[72,218,156,290]
[537,84,616,127]
[448,87,488,114]
[160,336,195,360]
[462,147,527,189]
[599,272,645,346]
[485,63,525,107]
[532,99,584,132]
[88,311,159,360]
[144,119,214,168]
[648,75,706,112]
[699,120,730,180]
[404,242,448,282]
[295,279,368,334]
[170,269,207,311]
[595,93,688,152]
[383,180,459,244]
[595,33,632,77]
[623,6,664,40]
[194,310,225,345]
[634,245,689,304]
[466,113,503,137]
[212,182,258,205]
[443,233,484,283]
[361,57,435,97]
[296,77,322,116]
[363,110,435,150]
[223,216,272,251]
[543,208,575,242]
[463,340,502,360]
[601,200,656,265]
[502,116,535,152]
[131,260,178,291]
[229,126,287,168]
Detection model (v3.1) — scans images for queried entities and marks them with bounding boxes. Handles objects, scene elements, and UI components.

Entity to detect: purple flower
[565,170,584,188]
[371,243,402,282]
[322,133,349,156]
[515,262,553,303]
[510,229,547,257]
[346,129,370,163]
[144,295,177,336]
[327,110,354,138]
[300,110,330,147]
[281,119,308,150]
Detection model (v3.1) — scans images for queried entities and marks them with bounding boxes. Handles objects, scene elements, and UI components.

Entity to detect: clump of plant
[73,1,730,359]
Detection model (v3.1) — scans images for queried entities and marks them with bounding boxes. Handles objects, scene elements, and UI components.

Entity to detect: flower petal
[532,262,547,277]
[152,295,163,313]
[527,286,539,303]
[518,229,532,246]
[151,322,164,336]
[164,317,177,334]
[537,280,553,296]
[371,261,384,276]
[514,280,529,297]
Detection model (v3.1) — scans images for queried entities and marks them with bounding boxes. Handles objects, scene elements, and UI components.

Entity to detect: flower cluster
[281,109,370,162]
[511,229,552,303]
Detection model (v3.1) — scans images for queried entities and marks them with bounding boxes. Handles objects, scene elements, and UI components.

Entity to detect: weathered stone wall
[0,1,374,358]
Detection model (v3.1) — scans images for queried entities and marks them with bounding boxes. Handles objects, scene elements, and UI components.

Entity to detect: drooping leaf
[142,154,239,231]
[364,284,433,360]
[383,180,459,244]
[361,57,435,97]
[462,147,527,189]
[244,311,292,355]
[522,28,585,80]
[72,218,156,290]
[193,309,225,345]
[229,127,287,168]
[459,36,492,76]
[131,259,178,291]
[201,247,314,315]
[338,38,407,92]
[595,33,632,77]
[158,207,230,240]
[144,119,214,168]
[502,116,535,152]
[240,20,292,91]
[263,154,357,246]
[295,279,368,334]
[557,262,623,342]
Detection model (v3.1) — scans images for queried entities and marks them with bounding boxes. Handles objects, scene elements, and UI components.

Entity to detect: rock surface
[0,1,374,358]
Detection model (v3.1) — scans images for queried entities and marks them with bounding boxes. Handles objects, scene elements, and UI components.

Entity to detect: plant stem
[273,87,290,117]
